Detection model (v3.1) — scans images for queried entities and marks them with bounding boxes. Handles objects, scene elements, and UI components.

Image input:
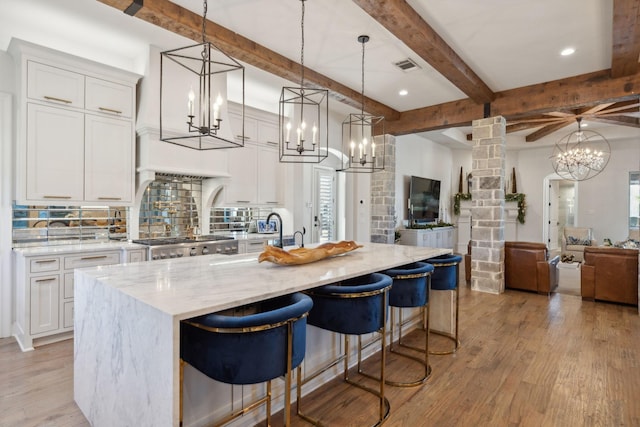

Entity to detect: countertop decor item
[160,0,245,150]
[258,240,363,265]
[278,0,328,164]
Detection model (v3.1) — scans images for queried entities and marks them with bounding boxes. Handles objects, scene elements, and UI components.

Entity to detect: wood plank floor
[2,284,639,426]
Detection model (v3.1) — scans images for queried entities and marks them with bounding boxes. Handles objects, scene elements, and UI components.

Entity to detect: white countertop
[12,240,147,256]
[75,242,450,320]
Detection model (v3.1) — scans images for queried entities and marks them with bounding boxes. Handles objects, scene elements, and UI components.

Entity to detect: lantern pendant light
[339,35,385,173]
[160,0,245,150]
[278,0,329,164]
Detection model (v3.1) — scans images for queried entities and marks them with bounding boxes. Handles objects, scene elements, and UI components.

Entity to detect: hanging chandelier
[278,0,329,164]
[550,118,610,181]
[160,0,245,150]
[338,35,385,173]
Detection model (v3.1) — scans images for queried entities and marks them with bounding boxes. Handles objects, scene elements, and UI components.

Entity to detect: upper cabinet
[9,39,141,206]
[220,103,283,206]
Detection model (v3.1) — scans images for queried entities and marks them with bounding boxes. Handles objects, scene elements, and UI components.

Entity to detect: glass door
[313,167,336,243]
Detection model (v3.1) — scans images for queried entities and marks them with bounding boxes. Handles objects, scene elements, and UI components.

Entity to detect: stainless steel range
[132,236,238,261]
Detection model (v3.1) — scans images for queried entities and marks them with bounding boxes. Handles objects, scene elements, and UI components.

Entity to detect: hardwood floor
[2,285,639,427]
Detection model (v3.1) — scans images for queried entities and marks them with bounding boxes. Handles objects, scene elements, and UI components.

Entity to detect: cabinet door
[257,146,281,205]
[27,61,84,109]
[86,76,133,118]
[258,120,279,145]
[84,114,134,204]
[30,275,60,335]
[127,250,147,263]
[228,111,258,143]
[225,144,258,204]
[27,103,84,202]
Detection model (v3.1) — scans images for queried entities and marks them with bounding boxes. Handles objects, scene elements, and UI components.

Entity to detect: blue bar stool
[426,253,462,355]
[382,261,434,387]
[298,273,392,427]
[180,292,313,427]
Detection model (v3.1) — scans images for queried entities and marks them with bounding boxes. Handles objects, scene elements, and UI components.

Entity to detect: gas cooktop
[132,235,234,246]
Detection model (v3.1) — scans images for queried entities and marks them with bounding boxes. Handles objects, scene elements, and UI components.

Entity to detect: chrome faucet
[293,227,305,248]
[266,212,283,248]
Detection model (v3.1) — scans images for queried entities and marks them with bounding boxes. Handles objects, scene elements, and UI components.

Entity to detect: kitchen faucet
[293,227,305,248]
[266,212,283,248]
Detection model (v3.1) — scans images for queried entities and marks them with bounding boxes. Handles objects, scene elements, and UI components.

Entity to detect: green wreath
[453,192,526,224]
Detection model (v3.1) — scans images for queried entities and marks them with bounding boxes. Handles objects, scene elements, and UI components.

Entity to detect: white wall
[451,137,640,244]
[395,134,455,227]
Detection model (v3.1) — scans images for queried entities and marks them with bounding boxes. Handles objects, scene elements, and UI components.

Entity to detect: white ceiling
[0,0,637,149]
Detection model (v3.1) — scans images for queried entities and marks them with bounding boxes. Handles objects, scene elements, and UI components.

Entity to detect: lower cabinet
[13,248,124,351]
[397,227,455,249]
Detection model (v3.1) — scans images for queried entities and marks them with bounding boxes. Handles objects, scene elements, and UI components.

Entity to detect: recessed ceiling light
[398,89,408,96]
[561,47,575,56]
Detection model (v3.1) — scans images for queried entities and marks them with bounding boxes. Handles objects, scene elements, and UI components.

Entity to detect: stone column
[371,135,396,244]
[470,117,506,294]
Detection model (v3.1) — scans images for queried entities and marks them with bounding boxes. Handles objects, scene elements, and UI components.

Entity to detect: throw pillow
[566,236,592,246]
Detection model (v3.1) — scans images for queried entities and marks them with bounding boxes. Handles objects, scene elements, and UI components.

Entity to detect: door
[313,167,336,243]
[548,180,560,250]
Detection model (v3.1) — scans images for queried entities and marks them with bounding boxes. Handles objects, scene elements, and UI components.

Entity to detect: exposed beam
[97,0,400,120]
[352,0,495,104]
[589,115,640,127]
[525,121,572,142]
[386,69,640,135]
[611,0,640,78]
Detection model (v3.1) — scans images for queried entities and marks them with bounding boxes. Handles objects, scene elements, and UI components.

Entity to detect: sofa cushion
[566,236,592,246]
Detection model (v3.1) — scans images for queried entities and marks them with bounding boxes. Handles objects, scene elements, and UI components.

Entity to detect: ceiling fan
[506,99,640,142]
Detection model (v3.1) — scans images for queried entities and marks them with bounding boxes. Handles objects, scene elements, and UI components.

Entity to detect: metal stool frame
[428,258,461,355]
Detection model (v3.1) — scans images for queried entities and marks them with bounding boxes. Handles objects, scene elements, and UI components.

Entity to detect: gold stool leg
[429,287,461,355]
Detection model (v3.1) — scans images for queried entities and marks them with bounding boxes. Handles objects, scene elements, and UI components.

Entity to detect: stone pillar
[470,117,506,294]
[371,135,396,244]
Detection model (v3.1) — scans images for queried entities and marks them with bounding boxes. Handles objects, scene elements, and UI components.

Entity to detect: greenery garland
[453,192,526,224]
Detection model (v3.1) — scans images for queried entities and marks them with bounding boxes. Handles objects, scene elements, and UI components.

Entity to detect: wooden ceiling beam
[386,69,640,135]
[97,0,401,120]
[525,121,572,142]
[353,0,495,104]
[589,115,640,127]
[611,0,640,78]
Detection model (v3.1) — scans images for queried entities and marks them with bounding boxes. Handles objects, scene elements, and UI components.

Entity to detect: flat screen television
[409,175,441,223]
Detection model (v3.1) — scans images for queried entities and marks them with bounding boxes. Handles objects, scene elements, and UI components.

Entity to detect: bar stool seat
[426,254,462,355]
[298,273,392,427]
[383,261,434,387]
[180,292,313,427]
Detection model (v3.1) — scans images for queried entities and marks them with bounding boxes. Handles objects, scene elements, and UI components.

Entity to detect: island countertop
[74,242,450,427]
[76,242,449,320]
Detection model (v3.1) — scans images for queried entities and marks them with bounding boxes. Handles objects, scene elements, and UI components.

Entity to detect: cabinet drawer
[27,61,84,108]
[64,252,120,269]
[245,240,268,253]
[30,257,61,273]
[86,77,133,118]
[229,111,258,142]
[258,120,279,145]
[63,301,74,329]
[64,272,74,299]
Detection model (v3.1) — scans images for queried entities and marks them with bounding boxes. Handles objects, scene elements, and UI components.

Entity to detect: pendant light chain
[361,38,365,114]
[300,0,305,88]
[202,0,207,43]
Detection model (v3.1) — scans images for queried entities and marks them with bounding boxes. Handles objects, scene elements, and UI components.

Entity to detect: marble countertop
[12,241,147,256]
[75,242,449,320]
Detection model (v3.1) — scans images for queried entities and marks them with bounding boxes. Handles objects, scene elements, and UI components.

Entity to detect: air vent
[393,58,421,72]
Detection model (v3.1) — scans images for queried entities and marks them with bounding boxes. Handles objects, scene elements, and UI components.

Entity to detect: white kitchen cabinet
[125,248,147,263]
[13,248,123,351]
[27,61,85,109]
[26,103,85,202]
[224,144,258,204]
[258,120,279,145]
[228,110,258,142]
[257,146,281,205]
[397,227,455,249]
[10,39,140,206]
[84,114,134,203]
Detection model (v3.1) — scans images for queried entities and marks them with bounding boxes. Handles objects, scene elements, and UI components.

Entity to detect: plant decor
[408,220,454,230]
[453,192,526,224]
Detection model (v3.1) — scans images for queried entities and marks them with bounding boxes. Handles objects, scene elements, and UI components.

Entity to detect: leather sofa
[581,246,639,306]
[504,241,560,295]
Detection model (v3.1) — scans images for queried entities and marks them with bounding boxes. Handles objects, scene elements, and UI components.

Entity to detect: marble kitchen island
[74,242,450,427]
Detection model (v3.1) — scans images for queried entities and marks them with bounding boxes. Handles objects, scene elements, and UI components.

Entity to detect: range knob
[216,247,222,253]
[152,254,160,260]
[169,252,177,258]
[177,252,184,257]
[189,247,198,257]
[202,246,209,255]
[160,253,167,259]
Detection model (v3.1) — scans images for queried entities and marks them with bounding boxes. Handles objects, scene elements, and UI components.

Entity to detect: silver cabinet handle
[80,255,108,261]
[35,278,56,283]
[35,259,57,264]
[44,96,72,104]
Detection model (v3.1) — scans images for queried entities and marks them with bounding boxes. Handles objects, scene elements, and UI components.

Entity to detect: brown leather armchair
[504,241,560,295]
[581,247,638,305]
